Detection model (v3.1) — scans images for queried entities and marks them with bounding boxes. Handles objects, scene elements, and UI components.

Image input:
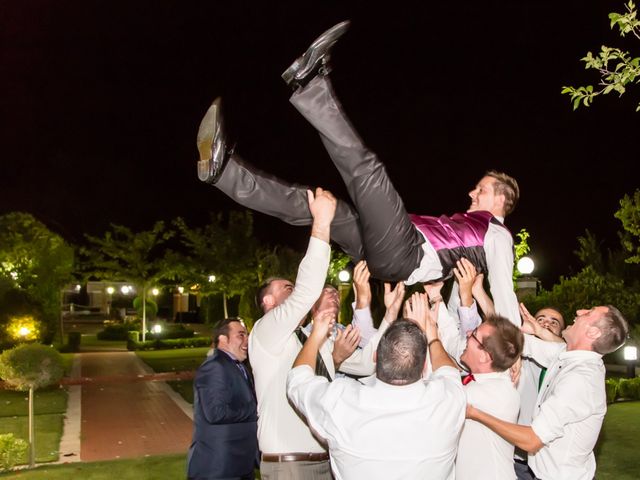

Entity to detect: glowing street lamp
[624,345,638,378]
[517,256,535,275]
[120,285,131,295]
[338,270,351,283]
[208,275,216,283]
[151,288,160,296]
[152,324,162,334]
[18,326,31,337]
[106,286,115,295]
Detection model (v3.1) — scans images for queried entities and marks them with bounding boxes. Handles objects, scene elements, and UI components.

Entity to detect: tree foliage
[80,222,174,287]
[0,213,74,342]
[615,189,640,263]
[562,1,640,111]
[80,221,174,340]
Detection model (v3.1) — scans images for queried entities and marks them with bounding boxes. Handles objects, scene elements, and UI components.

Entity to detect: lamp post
[106,286,115,318]
[515,256,538,300]
[624,345,637,379]
[337,269,351,324]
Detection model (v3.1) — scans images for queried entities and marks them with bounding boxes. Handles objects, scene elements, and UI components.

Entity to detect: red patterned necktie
[462,373,475,385]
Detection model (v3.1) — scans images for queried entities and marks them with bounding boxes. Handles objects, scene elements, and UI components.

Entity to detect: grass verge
[0,387,68,464]
[0,454,187,479]
[135,347,208,404]
[595,400,640,479]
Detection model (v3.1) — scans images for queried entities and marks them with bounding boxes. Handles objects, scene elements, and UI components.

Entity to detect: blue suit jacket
[187,349,258,480]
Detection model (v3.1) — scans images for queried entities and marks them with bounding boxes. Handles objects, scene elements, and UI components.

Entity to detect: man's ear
[586,325,603,341]
[262,294,275,309]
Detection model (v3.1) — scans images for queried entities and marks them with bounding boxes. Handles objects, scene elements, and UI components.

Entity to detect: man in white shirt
[514,305,565,480]
[466,305,629,480]
[287,293,465,480]
[248,187,393,480]
[456,314,524,480]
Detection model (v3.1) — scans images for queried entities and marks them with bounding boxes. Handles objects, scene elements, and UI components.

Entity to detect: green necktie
[538,367,547,391]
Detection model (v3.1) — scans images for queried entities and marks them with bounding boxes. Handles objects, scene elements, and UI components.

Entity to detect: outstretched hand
[308,187,336,242]
[453,258,477,307]
[310,308,337,341]
[333,324,361,367]
[353,260,372,309]
[383,282,405,322]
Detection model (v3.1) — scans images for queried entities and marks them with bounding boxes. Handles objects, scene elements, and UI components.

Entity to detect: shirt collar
[558,349,603,361]
[218,348,238,361]
[470,370,511,382]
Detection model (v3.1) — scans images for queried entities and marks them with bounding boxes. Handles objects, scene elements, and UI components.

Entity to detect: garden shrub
[97,323,137,340]
[127,336,212,351]
[618,377,640,400]
[0,433,28,472]
[605,378,620,403]
[0,343,64,390]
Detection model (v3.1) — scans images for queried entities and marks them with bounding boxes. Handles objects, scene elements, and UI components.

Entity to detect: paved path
[78,351,194,461]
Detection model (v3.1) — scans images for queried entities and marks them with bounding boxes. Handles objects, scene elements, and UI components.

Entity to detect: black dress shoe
[197,97,228,184]
[282,20,350,89]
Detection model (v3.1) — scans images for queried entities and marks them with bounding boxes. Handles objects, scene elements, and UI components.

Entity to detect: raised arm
[351,260,377,347]
[250,188,335,354]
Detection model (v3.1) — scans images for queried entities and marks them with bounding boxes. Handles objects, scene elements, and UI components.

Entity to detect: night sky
[2,1,639,288]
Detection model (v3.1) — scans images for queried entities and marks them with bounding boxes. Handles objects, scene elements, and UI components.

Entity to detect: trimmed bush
[0,343,64,391]
[147,324,195,340]
[97,323,137,341]
[618,377,640,400]
[127,336,212,351]
[0,433,28,472]
[605,378,620,403]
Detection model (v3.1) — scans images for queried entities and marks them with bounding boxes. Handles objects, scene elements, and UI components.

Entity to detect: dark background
[2,1,639,288]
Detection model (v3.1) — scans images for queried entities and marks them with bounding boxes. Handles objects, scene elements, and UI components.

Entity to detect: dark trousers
[215,75,424,281]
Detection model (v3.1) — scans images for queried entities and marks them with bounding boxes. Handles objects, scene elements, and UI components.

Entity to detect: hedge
[127,336,212,351]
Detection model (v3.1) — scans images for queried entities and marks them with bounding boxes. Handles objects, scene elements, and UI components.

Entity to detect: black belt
[261,452,329,462]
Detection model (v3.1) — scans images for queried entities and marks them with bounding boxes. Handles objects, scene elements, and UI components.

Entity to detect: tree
[80,222,174,341]
[174,212,261,320]
[615,189,640,263]
[562,1,640,111]
[0,213,74,343]
[0,344,64,468]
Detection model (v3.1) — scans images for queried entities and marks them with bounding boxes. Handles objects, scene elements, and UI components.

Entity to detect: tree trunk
[59,290,65,345]
[223,292,228,319]
[141,287,147,342]
[28,386,35,468]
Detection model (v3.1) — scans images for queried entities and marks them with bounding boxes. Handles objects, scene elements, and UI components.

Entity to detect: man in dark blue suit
[187,318,258,480]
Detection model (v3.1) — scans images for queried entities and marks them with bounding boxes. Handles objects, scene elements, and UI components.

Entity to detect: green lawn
[135,347,209,372]
[0,388,68,464]
[79,334,127,351]
[595,401,640,479]
[135,347,209,404]
[0,454,187,479]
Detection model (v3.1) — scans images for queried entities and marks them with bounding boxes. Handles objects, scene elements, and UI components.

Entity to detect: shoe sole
[281,20,351,85]
[197,98,221,161]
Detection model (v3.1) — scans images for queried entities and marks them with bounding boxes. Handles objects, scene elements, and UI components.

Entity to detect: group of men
[186,21,629,480]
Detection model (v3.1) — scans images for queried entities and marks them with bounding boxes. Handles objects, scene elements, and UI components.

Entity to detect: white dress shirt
[249,237,386,455]
[524,336,606,480]
[287,365,466,480]
[456,370,520,480]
